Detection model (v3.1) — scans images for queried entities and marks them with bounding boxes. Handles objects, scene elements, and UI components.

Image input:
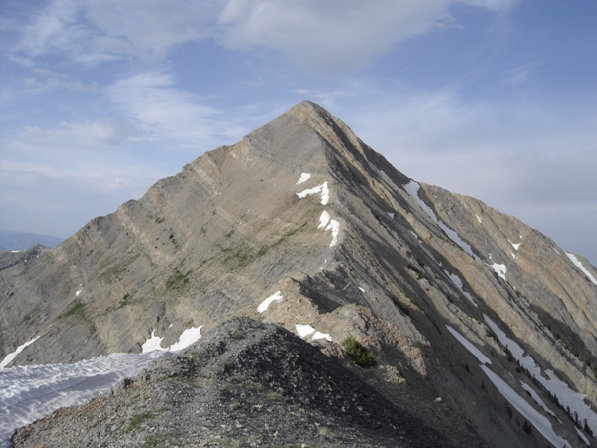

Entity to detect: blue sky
[1,0,596,265]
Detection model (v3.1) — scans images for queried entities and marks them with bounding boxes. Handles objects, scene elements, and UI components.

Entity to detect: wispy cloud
[106,72,250,148]
[11,0,519,74]
[214,0,518,74]
[505,63,539,85]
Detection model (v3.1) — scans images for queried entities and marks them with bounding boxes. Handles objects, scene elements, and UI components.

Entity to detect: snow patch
[296,324,315,339]
[312,331,332,342]
[444,270,475,304]
[358,286,365,293]
[480,365,571,448]
[318,210,330,229]
[297,181,329,205]
[141,330,166,353]
[509,239,520,251]
[387,211,395,219]
[317,210,339,247]
[0,336,40,369]
[576,427,591,446]
[404,181,478,260]
[476,214,483,224]
[296,172,311,185]
[325,219,340,247]
[491,263,507,280]
[75,289,82,297]
[257,291,283,313]
[446,326,491,365]
[296,325,331,342]
[566,253,597,286]
[169,326,203,352]
[142,325,203,353]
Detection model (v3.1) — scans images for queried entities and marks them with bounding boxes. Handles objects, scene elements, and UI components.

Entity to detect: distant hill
[0,230,63,251]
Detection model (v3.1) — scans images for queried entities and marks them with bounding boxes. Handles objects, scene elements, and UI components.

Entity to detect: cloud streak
[12,0,518,73]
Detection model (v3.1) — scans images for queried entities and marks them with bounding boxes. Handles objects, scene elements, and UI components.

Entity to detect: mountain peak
[2,103,597,447]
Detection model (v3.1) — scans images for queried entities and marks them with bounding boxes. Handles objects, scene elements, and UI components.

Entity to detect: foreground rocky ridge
[12,318,456,447]
[2,101,597,447]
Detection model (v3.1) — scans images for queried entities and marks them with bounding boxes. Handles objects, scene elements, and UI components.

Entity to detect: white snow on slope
[318,210,331,229]
[0,336,40,369]
[0,350,170,446]
[566,253,597,286]
[404,181,478,260]
[169,326,203,352]
[317,210,340,247]
[312,331,333,342]
[443,270,475,304]
[480,365,571,448]
[141,330,165,353]
[576,427,591,446]
[521,381,557,418]
[296,324,316,338]
[491,263,507,281]
[325,219,340,247]
[446,326,491,365]
[141,325,203,353]
[509,239,520,251]
[296,324,332,342]
[75,289,82,297]
[485,314,597,436]
[257,291,283,313]
[296,172,311,185]
[476,214,483,224]
[297,181,329,205]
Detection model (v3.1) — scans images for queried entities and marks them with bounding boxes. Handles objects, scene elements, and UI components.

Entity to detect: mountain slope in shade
[2,101,597,447]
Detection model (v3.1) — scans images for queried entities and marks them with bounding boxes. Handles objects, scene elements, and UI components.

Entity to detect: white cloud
[505,63,539,85]
[14,0,211,65]
[106,72,248,148]
[13,0,518,74]
[213,0,519,74]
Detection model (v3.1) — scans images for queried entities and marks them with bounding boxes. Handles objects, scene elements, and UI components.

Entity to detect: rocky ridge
[2,101,597,447]
[12,318,455,447]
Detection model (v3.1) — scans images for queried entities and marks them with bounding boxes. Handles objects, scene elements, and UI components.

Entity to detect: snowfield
[0,351,171,446]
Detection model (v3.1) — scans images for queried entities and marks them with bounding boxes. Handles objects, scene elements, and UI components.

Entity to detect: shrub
[342,337,376,367]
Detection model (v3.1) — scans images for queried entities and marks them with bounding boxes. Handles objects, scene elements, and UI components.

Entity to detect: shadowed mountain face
[2,101,597,447]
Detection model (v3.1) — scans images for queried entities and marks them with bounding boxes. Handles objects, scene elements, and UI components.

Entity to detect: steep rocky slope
[2,101,597,447]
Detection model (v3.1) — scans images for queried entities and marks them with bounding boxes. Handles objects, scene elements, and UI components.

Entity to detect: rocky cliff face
[2,101,597,447]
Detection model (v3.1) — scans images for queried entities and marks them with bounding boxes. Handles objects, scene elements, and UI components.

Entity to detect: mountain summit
[2,101,597,447]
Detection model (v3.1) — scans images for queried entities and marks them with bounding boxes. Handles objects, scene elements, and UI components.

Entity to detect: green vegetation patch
[99,263,125,283]
[165,268,190,291]
[220,221,308,269]
[342,337,377,367]
[60,300,87,320]
[128,412,152,431]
